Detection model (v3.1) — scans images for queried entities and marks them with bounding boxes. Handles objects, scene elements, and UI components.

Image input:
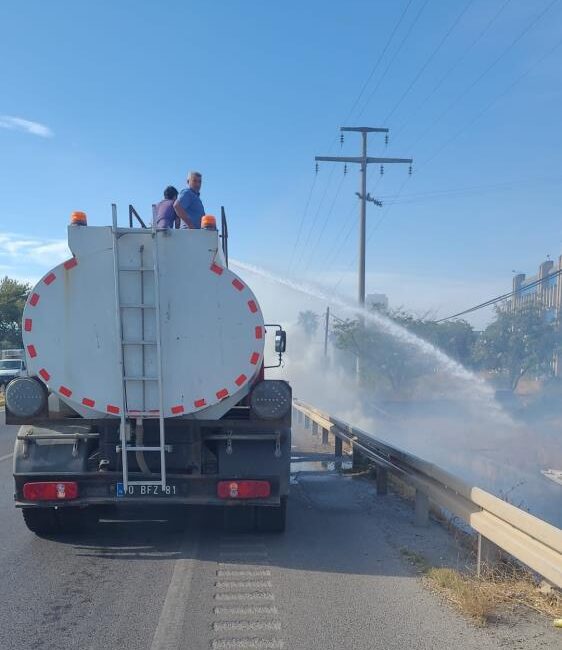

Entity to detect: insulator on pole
[340,133,344,147]
[344,164,347,175]
[385,134,389,146]
[380,165,384,176]
[315,162,319,175]
[409,165,413,175]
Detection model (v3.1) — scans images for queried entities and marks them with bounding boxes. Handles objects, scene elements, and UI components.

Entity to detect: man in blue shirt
[153,186,179,229]
[174,171,205,229]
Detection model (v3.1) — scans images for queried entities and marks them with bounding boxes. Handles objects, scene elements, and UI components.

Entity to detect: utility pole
[315,127,412,307]
[323,306,330,358]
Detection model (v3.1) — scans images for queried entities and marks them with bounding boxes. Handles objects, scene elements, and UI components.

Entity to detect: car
[0,358,26,387]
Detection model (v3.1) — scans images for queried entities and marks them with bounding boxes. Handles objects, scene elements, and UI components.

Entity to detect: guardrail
[293,398,562,589]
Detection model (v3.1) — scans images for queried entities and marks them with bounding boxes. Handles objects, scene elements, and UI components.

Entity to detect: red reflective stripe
[255,326,263,339]
[64,257,78,270]
[194,398,206,408]
[24,318,32,332]
[44,273,56,285]
[27,344,37,358]
[171,405,184,414]
[216,388,229,400]
[250,352,260,365]
[210,263,223,275]
[82,397,95,408]
[232,278,244,291]
[107,404,120,414]
[248,300,257,313]
[59,385,72,398]
[29,293,40,306]
[39,369,50,381]
[235,374,247,386]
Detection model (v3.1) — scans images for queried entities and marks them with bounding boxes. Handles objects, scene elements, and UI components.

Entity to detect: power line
[391,0,512,143]
[355,0,430,120]
[287,173,318,274]
[301,172,348,274]
[418,29,562,172]
[435,269,562,322]
[405,0,560,153]
[343,0,415,124]
[382,0,474,125]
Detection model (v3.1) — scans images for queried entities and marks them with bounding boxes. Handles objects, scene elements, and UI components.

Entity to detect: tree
[332,315,432,396]
[297,310,319,340]
[474,302,561,390]
[0,277,31,349]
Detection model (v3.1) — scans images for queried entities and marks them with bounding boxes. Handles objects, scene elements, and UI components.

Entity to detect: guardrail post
[477,534,500,576]
[376,468,388,496]
[352,443,369,470]
[334,435,343,469]
[321,427,329,446]
[414,490,429,527]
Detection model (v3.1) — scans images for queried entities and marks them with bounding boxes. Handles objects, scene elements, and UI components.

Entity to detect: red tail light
[23,481,78,501]
[217,480,270,499]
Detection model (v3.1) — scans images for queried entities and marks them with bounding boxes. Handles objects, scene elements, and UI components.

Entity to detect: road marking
[217,570,272,578]
[0,453,13,463]
[214,592,275,602]
[216,581,273,590]
[213,606,278,617]
[213,621,282,633]
[211,639,284,649]
[149,534,199,650]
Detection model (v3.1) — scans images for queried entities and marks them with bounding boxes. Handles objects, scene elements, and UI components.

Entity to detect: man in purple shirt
[153,186,179,229]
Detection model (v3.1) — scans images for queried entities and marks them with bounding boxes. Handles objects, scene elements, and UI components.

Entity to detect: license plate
[116,482,179,497]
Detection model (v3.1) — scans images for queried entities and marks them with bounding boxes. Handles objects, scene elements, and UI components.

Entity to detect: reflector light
[23,481,78,501]
[217,480,271,499]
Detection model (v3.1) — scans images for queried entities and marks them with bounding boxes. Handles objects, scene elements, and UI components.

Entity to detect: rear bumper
[14,473,283,508]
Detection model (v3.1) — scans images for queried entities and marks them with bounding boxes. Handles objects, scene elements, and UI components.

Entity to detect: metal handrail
[293,398,562,588]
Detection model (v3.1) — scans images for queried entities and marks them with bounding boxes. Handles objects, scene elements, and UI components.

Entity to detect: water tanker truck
[5,207,291,534]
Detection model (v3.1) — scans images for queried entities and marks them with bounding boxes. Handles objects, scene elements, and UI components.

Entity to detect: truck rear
[6,208,290,534]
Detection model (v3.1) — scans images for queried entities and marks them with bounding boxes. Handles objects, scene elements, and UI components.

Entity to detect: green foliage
[297,310,319,339]
[331,310,433,396]
[0,277,31,349]
[474,302,561,390]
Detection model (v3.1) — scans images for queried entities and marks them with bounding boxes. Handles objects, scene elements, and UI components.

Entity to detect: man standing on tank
[174,171,205,229]
[153,186,179,229]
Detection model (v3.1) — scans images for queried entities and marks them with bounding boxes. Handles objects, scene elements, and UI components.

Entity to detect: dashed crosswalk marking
[210,535,284,650]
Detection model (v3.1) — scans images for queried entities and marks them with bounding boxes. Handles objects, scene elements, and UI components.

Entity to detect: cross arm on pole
[315,156,362,163]
[340,127,389,133]
[367,157,412,164]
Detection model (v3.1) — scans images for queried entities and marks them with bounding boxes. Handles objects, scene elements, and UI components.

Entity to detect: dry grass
[424,565,562,626]
[0,392,4,408]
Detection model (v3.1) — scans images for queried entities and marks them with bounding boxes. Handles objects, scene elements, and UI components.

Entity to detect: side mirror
[275,330,287,354]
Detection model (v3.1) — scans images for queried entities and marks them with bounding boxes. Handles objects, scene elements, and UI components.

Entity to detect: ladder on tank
[111,204,167,492]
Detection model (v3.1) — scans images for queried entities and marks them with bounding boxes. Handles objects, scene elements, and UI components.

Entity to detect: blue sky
[1,0,562,326]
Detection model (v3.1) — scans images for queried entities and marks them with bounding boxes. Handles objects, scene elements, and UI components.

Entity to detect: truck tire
[22,508,59,535]
[256,497,287,533]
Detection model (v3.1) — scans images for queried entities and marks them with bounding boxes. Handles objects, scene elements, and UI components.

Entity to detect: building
[366,293,389,311]
[511,257,562,322]
[511,256,562,376]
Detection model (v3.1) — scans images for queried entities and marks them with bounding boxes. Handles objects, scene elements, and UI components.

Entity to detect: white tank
[21,224,265,420]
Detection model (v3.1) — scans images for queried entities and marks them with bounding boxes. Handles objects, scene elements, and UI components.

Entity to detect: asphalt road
[0,413,556,650]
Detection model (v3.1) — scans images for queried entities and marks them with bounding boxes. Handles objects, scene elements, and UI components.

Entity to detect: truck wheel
[256,497,287,533]
[22,508,59,535]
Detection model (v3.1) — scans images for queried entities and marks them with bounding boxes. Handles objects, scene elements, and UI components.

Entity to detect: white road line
[214,592,275,602]
[217,570,272,578]
[216,581,273,590]
[211,639,284,649]
[213,606,278,617]
[0,453,13,463]
[213,621,282,632]
[149,534,199,650]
